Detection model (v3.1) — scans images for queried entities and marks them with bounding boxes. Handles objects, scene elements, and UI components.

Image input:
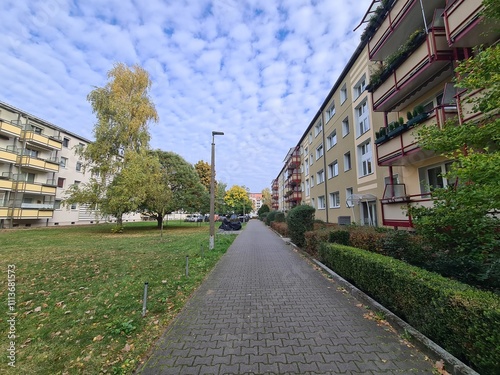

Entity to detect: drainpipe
[320,111,329,223]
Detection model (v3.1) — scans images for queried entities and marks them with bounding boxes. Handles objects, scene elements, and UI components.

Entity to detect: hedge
[319,242,500,375]
[286,205,315,247]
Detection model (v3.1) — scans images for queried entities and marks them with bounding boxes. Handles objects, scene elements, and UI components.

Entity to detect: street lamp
[209,131,224,250]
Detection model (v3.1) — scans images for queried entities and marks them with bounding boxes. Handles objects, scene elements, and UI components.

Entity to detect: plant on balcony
[367,29,426,92]
[374,127,388,144]
[407,105,429,127]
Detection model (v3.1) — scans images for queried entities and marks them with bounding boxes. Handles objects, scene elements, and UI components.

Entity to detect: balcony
[376,105,458,166]
[0,207,8,218]
[8,207,54,219]
[444,0,495,47]
[284,189,302,204]
[16,155,60,172]
[14,181,57,195]
[0,146,18,163]
[21,130,62,150]
[286,173,301,187]
[286,155,300,170]
[380,184,434,227]
[0,178,14,191]
[368,0,445,61]
[0,120,23,138]
[370,28,453,112]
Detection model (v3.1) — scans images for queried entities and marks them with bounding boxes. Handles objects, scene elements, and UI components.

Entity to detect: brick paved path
[137,220,434,374]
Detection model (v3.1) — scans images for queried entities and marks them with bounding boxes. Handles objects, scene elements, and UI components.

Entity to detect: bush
[259,212,268,222]
[286,205,315,247]
[329,230,350,246]
[274,212,286,223]
[257,204,270,217]
[265,210,278,226]
[348,226,385,253]
[271,221,288,237]
[381,230,429,266]
[319,242,500,375]
[304,229,330,257]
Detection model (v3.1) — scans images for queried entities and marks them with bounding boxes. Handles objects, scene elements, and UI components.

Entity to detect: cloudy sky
[1,0,372,192]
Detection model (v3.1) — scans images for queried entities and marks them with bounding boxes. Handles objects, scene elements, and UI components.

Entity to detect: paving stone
[136,221,437,375]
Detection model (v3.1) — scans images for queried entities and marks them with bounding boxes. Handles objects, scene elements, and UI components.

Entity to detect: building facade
[273,0,497,227]
[0,101,141,228]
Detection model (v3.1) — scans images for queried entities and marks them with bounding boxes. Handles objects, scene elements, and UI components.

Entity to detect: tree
[224,185,252,214]
[65,63,159,226]
[409,7,499,285]
[257,204,270,217]
[194,160,211,192]
[215,181,228,215]
[147,151,208,227]
[261,188,272,208]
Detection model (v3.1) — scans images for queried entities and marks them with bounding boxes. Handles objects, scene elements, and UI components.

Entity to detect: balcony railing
[21,130,63,150]
[376,105,458,166]
[16,155,60,173]
[370,28,453,112]
[0,146,19,163]
[286,155,301,170]
[286,172,301,187]
[380,183,433,227]
[8,207,54,219]
[444,0,490,47]
[0,178,14,191]
[0,120,23,138]
[14,181,57,195]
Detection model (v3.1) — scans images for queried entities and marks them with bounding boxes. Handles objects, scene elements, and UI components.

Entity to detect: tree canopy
[224,185,252,214]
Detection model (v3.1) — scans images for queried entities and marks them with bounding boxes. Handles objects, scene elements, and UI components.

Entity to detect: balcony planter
[407,112,429,127]
[375,127,388,144]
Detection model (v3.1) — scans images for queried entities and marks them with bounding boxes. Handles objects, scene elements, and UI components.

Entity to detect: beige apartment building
[273,0,497,228]
[0,101,140,228]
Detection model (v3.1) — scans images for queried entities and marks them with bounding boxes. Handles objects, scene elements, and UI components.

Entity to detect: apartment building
[0,101,140,228]
[273,0,497,228]
[248,192,263,215]
[363,0,498,227]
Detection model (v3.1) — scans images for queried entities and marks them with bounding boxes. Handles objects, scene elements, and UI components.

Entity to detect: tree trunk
[116,213,123,227]
[157,214,163,229]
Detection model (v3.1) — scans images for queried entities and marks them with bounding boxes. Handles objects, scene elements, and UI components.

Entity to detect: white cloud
[0,0,372,192]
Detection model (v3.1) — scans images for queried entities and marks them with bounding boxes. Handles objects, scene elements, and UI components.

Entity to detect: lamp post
[209,131,224,250]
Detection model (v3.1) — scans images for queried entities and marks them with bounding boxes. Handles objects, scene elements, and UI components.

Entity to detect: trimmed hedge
[265,210,278,226]
[304,229,330,257]
[319,242,500,375]
[286,205,315,247]
[271,221,288,237]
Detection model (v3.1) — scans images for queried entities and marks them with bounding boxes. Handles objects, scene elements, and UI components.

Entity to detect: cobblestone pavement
[137,220,435,374]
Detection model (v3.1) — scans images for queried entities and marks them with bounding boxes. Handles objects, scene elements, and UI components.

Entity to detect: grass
[0,221,237,374]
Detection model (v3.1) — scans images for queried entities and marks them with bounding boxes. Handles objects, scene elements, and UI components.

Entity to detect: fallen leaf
[93,335,103,342]
[34,306,42,312]
[122,343,131,352]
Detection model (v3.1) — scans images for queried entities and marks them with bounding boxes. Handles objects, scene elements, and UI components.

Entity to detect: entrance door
[361,200,377,226]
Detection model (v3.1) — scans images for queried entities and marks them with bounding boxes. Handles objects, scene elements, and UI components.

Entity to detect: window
[71,203,77,210]
[344,152,351,171]
[309,132,313,144]
[354,76,366,99]
[63,138,70,147]
[342,117,350,137]
[305,179,310,197]
[57,178,65,188]
[316,144,324,160]
[78,142,85,150]
[346,187,354,207]
[305,159,309,175]
[328,160,338,178]
[74,180,81,186]
[326,102,335,121]
[31,125,43,134]
[356,100,370,136]
[25,148,38,158]
[310,154,313,165]
[310,175,314,187]
[340,84,348,104]
[26,173,35,183]
[358,141,373,177]
[54,200,61,209]
[311,198,315,208]
[318,196,326,209]
[76,162,82,172]
[330,192,340,208]
[314,120,323,137]
[60,157,68,168]
[419,163,453,192]
[327,130,337,149]
[317,170,324,184]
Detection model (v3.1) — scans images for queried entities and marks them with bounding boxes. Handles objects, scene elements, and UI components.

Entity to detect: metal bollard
[142,282,149,317]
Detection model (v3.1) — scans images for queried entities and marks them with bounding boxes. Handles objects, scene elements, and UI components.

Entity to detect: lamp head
[212,131,224,136]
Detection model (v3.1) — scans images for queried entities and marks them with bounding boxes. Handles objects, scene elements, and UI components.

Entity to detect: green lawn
[0,221,237,374]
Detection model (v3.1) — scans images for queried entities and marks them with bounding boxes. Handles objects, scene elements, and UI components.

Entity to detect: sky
[0,0,372,193]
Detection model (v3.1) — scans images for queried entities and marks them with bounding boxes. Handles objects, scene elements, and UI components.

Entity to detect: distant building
[248,192,262,215]
[0,101,141,228]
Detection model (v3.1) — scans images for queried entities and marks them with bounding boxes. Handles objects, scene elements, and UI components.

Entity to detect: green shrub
[286,205,315,247]
[271,221,288,237]
[257,204,270,217]
[304,229,330,257]
[319,243,500,375]
[265,210,278,226]
[329,230,350,246]
[275,212,286,222]
[348,226,385,253]
[259,212,268,222]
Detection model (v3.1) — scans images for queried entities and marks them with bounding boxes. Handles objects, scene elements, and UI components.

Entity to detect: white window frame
[354,75,366,100]
[340,84,348,104]
[344,152,351,171]
[318,195,326,209]
[326,102,336,121]
[342,117,350,137]
[346,187,354,207]
[317,169,325,184]
[305,179,310,197]
[356,100,370,137]
[358,141,373,177]
[314,120,323,137]
[60,157,68,168]
[316,144,324,160]
[327,130,337,149]
[328,160,338,179]
[329,192,340,208]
